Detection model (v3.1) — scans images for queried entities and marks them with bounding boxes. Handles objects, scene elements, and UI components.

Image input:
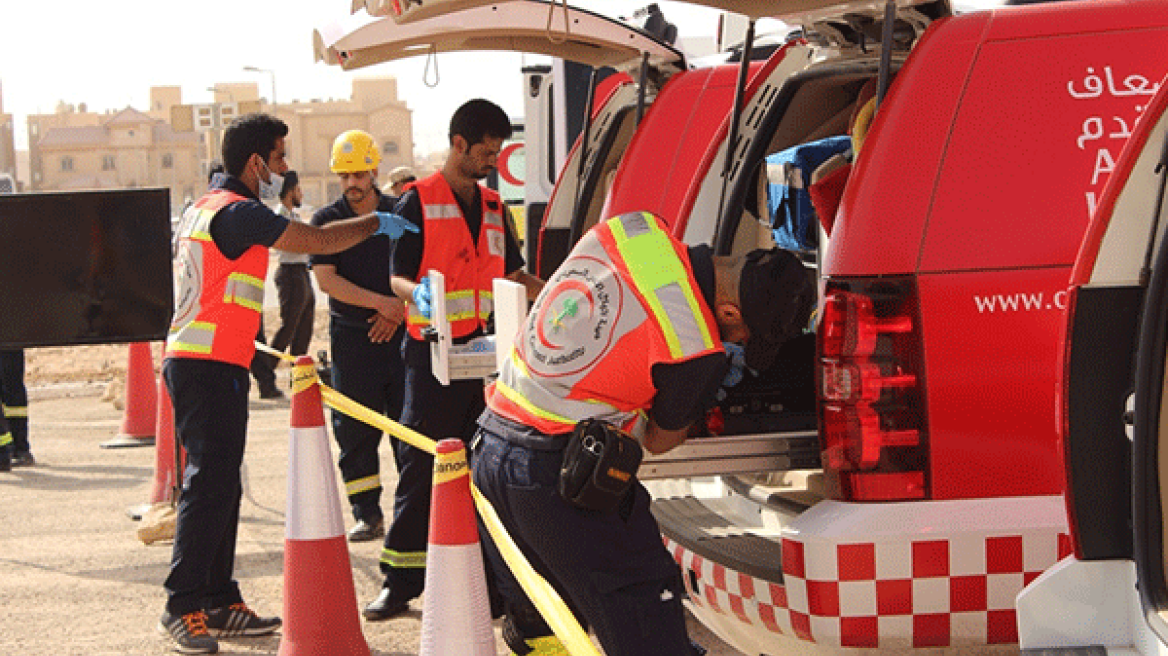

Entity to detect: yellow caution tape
[290,362,318,395]
[319,386,436,456]
[433,448,470,486]
[471,485,601,656]
[254,341,436,455]
[254,341,298,363]
[257,341,595,653]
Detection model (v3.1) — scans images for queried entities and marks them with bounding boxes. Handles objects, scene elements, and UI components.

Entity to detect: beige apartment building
[26,77,414,213]
[0,82,17,189]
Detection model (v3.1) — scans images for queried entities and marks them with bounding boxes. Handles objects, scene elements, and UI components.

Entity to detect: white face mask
[257,157,284,201]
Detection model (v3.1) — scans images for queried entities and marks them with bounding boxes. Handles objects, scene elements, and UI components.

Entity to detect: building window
[383,141,399,156]
[102,155,116,171]
[197,106,213,130]
[162,153,174,169]
[61,157,73,172]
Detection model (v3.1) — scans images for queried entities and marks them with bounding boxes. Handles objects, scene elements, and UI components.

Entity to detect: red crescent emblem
[534,279,594,350]
[498,142,524,187]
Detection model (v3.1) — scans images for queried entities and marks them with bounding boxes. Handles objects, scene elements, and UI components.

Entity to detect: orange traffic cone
[101,341,157,448]
[419,438,495,656]
[278,356,370,656]
[127,375,184,520]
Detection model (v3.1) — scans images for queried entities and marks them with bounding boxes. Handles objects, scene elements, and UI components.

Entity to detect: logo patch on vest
[524,254,623,376]
[173,241,205,326]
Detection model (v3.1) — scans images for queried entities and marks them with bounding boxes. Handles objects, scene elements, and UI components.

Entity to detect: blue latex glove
[412,277,433,319]
[722,342,747,388]
[374,212,419,240]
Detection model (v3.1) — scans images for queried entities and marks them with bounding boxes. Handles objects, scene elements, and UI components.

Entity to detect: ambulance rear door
[314,0,683,73]
[314,0,685,277]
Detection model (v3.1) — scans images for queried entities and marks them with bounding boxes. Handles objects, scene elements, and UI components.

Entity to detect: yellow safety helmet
[330,129,381,173]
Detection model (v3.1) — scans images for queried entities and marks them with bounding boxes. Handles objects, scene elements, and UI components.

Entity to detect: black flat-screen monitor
[0,188,173,347]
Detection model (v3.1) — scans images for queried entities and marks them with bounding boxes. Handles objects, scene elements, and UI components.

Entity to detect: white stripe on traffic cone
[278,356,370,656]
[420,438,496,656]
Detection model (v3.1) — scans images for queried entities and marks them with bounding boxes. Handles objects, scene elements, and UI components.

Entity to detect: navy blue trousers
[328,320,404,524]
[162,358,248,616]
[0,349,28,453]
[471,428,693,656]
[379,337,486,597]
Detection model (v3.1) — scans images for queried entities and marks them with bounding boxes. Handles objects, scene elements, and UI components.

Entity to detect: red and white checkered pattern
[667,513,1072,650]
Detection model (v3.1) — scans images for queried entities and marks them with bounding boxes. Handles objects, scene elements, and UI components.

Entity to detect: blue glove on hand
[722,342,747,388]
[412,277,433,319]
[374,212,419,240]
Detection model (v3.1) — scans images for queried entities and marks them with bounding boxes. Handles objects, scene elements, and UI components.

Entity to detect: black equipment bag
[558,419,644,513]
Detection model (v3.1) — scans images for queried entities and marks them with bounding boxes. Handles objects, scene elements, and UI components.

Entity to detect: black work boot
[0,445,11,472]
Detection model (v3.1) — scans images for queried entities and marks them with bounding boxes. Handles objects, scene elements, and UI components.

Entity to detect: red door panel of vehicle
[605,65,752,232]
[919,29,1168,273]
[918,268,1071,499]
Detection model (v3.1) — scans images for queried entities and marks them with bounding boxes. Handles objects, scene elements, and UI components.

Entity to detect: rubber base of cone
[279,536,370,656]
[100,434,155,449]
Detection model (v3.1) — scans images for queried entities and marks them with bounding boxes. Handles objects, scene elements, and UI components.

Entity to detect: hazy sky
[0,0,1000,156]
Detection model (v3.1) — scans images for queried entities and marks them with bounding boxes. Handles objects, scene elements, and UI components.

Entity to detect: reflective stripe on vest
[223,272,265,311]
[486,212,721,435]
[405,173,506,340]
[166,189,269,367]
[607,212,716,359]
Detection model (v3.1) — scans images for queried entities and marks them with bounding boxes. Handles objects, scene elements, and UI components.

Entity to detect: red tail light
[818,278,928,501]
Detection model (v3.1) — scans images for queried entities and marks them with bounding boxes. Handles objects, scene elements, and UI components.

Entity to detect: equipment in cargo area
[765,135,852,252]
[0,188,172,347]
[425,270,527,386]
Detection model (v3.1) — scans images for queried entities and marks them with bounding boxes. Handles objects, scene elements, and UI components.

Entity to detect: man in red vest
[475,212,816,655]
[160,113,416,654]
[362,98,543,620]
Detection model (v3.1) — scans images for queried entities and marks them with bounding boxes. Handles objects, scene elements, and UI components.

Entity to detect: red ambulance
[319,0,1168,651]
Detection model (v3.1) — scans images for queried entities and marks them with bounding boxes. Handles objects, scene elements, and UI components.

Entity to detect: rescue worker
[159,113,416,654]
[473,212,816,656]
[267,171,315,360]
[311,130,406,542]
[363,98,543,620]
[383,166,416,197]
[0,349,31,467]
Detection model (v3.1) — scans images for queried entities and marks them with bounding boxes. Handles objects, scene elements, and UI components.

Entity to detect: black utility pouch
[558,419,644,513]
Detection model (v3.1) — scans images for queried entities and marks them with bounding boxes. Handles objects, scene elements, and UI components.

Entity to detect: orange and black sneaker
[204,602,281,637]
[158,609,218,654]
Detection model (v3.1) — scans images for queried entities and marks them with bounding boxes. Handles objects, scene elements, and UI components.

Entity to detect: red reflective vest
[166,189,269,368]
[405,172,507,340]
[485,212,723,435]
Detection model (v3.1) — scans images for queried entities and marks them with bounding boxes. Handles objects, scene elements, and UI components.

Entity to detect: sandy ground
[0,310,744,656]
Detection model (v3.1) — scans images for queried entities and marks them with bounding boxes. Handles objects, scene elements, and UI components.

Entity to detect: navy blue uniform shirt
[207,173,288,259]
[310,191,398,326]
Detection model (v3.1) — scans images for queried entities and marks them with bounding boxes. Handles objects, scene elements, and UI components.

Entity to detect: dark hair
[221,113,288,178]
[280,170,299,198]
[448,99,512,146]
